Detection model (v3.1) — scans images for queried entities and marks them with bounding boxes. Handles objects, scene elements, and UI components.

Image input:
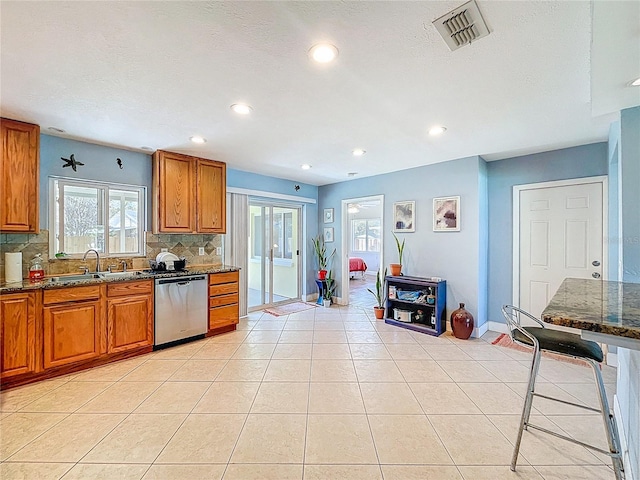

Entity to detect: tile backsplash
[0,230,223,282]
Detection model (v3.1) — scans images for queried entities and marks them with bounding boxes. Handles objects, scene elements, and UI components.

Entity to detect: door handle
[592,260,600,267]
[592,272,601,279]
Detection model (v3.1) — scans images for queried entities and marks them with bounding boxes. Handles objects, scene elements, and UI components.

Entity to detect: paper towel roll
[5,252,23,283]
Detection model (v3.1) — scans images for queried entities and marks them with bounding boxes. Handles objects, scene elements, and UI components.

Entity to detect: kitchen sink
[47,273,103,283]
[47,271,144,284]
[99,271,144,280]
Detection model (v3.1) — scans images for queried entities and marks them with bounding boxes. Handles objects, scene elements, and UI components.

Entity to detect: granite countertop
[542,278,640,340]
[0,264,240,293]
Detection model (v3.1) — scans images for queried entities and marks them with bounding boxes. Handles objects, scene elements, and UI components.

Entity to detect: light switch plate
[198,247,205,256]
[215,247,222,255]
[161,248,168,252]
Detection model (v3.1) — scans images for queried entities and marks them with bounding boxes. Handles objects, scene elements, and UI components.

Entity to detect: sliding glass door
[248,201,302,310]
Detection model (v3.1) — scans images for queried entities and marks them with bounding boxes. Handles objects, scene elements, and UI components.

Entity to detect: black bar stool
[501,305,624,479]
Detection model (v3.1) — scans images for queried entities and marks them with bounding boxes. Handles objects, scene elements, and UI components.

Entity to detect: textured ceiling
[1,1,638,186]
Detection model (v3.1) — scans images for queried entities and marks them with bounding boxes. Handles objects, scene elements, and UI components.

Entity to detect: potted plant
[389,233,405,276]
[323,270,336,307]
[312,235,336,280]
[367,268,387,319]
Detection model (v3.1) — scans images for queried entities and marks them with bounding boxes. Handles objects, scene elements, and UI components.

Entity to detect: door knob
[592,272,601,278]
[592,260,600,267]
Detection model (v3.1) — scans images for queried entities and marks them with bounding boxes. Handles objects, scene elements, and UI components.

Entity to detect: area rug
[263,302,317,317]
[492,333,590,368]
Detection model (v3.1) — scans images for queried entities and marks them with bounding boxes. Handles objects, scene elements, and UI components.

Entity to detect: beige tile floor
[0,305,619,480]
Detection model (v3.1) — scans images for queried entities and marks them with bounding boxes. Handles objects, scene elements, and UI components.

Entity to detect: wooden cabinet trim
[209,271,239,285]
[209,283,238,297]
[196,158,226,233]
[107,294,153,354]
[153,150,226,234]
[209,304,239,330]
[0,292,37,378]
[43,285,101,305]
[209,293,239,308]
[107,279,153,297]
[1,118,39,233]
[43,300,102,369]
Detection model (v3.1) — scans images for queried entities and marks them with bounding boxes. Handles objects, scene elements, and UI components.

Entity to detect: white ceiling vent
[433,0,490,51]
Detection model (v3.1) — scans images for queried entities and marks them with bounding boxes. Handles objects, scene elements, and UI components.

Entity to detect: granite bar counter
[0,264,240,293]
[542,278,640,345]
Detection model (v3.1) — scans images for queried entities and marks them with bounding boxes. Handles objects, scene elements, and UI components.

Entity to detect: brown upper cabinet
[1,118,40,233]
[152,150,226,234]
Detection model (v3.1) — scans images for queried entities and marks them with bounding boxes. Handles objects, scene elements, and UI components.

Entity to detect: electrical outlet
[198,247,205,256]
[215,247,222,255]
[161,248,168,252]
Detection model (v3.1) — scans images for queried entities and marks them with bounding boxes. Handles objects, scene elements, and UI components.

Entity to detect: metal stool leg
[511,344,542,471]
[588,359,625,480]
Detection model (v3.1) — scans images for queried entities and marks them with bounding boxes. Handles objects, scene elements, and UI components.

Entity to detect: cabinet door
[1,118,39,232]
[154,151,195,233]
[209,304,239,330]
[43,301,101,369]
[107,294,153,353]
[196,159,226,233]
[0,292,37,378]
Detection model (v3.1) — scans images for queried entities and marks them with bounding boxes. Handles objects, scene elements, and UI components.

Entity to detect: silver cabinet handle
[592,260,601,267]
[592,272,601,278]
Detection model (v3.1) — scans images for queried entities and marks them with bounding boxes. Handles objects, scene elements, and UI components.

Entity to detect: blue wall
[608,121,622,281]
[486,143,609,323]
[620,107,640,282]
[319,156,488,328]
[39,135,153,230]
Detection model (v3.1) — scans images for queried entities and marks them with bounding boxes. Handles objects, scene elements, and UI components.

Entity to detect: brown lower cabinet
[0,291,39,378]
[1,279,154,389]
[107,280,154,353]
[208,271,239,333]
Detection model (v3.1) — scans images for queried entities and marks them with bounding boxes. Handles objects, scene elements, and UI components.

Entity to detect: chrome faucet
[82,249,101,273]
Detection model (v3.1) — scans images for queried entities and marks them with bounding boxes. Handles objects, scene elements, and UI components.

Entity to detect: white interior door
[518,181,604,321]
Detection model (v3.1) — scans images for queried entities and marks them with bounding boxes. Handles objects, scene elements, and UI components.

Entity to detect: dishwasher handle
[156,275,206,285]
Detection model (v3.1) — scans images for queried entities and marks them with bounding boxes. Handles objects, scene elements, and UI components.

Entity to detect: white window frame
[49,176,146,258]
[351,217,381,253]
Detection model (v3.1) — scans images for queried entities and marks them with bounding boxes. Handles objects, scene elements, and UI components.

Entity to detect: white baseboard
[487,321,509,334]
[474,321,489,338]
[614,395,635,480]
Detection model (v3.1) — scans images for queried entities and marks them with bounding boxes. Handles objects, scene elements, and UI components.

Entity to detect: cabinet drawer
[44,285,101,305]
[209,282,238,297]
[209,293,238,308]
[209,271,238,285]
[209,304,239,329]
[107,279,153,297]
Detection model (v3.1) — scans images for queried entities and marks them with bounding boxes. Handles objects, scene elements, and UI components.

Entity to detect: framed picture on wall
[324,227,334,243]
[393,201,415,232]
[433,196,460,232]
[324,208,334,223]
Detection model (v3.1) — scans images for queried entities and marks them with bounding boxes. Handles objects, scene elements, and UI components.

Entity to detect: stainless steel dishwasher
[154,275,208,347]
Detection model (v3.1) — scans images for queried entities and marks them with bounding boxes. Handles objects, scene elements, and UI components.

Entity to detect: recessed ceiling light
[428,126,447,136]
[301,164,312,170]
[230,103,253,115]
[190,136,207,144]
[352,149,366,157]
[140,146,153,151]
[47,126,65,133]
[348,172,358,177]
[309,43,339,63]
[630,77,640,87]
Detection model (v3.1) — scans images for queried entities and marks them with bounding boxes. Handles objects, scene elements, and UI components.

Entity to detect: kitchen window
[50,177,146,257]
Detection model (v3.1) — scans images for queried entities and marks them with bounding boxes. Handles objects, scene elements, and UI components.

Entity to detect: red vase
[450,303,474,339]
